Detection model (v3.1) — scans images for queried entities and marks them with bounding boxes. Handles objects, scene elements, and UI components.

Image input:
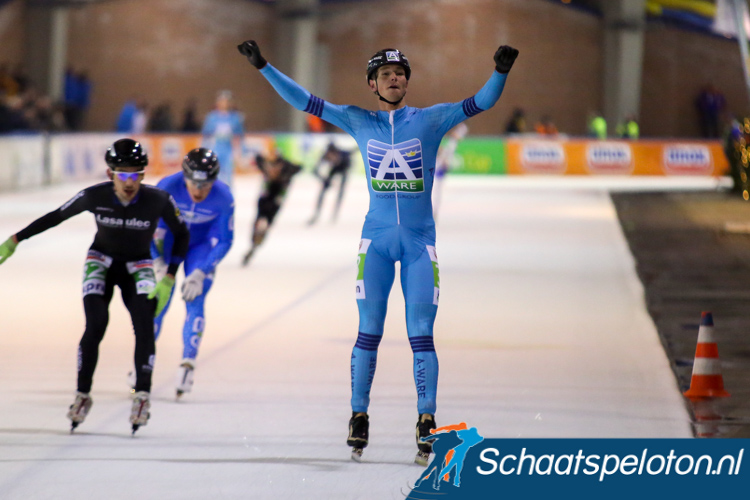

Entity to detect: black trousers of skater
[78,261,156,394]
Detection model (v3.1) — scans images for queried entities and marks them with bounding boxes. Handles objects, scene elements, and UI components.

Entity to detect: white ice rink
[0,173,706,499]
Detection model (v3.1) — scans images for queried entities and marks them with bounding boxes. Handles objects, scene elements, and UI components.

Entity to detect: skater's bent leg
[153,282,176,341]
[181,278,211,360]
[351,299,388,412]
[78,294,111,393]
[123,286,157,393]
[333,172,348,221]
[406,303,438,415]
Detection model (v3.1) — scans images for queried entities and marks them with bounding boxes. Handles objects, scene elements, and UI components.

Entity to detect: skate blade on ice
[351,448,364,462]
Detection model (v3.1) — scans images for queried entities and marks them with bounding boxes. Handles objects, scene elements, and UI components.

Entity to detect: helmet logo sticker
[386,51,400,61]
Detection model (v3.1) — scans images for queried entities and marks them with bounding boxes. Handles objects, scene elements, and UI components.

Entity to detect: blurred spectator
[0,94,31,133]
[11,64,29,94]
[616,115,639,140]
[132,100,149,133]
[181,98,200,132]
[116,98,138,132]
[64,68,92,130]
[0,63,20,97]
[534,115,558,136]
[32,95,67,132]
[202,90,244,188]
[695,84,726,138]
[723,115,746,195]
[588,111,607,139]
[505,107,526,134]
[306,114,326,133]
[148,101,174,132]
[75,71,92,129]
[0,87,67,134]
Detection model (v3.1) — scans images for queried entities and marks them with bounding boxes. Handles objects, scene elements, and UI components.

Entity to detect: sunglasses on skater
[113,170,145,182]
[187,179,215,190]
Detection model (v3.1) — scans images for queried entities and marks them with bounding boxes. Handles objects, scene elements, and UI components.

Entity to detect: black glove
[237,40,267,69]
[494,45,519,74]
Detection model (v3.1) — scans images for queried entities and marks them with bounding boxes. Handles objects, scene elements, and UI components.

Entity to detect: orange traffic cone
[683,312,730,399]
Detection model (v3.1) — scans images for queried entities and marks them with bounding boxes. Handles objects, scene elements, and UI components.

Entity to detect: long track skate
[67,392,93,433]
[415,413,436,466]
[130,391,150,435]
[347,412,369,462]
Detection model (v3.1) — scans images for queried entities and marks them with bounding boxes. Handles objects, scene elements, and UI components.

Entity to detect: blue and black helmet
[182,147,220,184]
[366,48,411,82]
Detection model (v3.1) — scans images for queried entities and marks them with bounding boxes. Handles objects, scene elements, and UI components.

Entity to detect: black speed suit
[16,182,189,393]
[255,155,302,224]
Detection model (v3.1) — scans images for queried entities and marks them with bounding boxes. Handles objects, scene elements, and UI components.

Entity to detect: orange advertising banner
[506,139,728,176]
[134,134,277,178]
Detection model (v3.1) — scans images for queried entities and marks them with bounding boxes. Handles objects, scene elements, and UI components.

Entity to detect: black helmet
[366,48,411,82]
[105,138,148,169]
[182,148,220,184]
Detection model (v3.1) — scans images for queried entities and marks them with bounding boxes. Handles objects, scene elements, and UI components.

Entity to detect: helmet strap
[374,82,405,106]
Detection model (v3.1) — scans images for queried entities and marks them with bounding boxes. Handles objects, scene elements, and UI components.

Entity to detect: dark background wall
[0,0,747,137]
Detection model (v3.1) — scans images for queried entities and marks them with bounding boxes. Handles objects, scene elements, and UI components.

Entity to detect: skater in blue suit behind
[238,39,518,464]
[151,148,234,399]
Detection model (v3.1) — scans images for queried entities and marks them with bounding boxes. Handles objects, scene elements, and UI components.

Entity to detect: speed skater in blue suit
[237,39,518,463]
[151,148,234,399]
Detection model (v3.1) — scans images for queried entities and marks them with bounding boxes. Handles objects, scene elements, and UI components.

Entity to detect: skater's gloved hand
[152,256,167,281]
[237,40,267,69]
[0,236,18,265]
[181,269,206,302]
[494,45,519,74]
[148,275,175,316]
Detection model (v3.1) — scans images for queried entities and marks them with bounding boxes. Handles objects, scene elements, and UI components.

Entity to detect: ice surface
[0,174,706,499]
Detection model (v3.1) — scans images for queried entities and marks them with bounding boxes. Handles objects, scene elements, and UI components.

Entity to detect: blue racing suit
[259,63,508,415]
[151,173,235,361]
[202,110,244,188]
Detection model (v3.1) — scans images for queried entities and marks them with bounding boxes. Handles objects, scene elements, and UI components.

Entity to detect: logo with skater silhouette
[407,422,484,499]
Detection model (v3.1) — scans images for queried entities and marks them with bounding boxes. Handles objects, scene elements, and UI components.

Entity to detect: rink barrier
[0,133,729,191]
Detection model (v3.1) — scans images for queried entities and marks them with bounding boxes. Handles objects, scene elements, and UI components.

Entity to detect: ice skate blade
[131,424,140,435]
[176,390,184,401]
[70,422,79,433]
[241,251,253,267]
[351,448,364,462]
[415,450,430,467]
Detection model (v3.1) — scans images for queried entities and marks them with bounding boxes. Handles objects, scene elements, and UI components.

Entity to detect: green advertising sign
[450,138,507,175]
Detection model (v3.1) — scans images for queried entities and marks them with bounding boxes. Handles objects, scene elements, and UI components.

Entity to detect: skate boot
[346,412,369,462]
[175,359,195,399]
[130,391,150,435]
[415,413,436,466]
[67,392,93,432]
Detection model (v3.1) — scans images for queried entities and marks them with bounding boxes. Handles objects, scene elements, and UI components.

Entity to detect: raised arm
[432,44,519,136]
[237,40,361,135]
[473,45,519,110]
[0,189,90,265]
